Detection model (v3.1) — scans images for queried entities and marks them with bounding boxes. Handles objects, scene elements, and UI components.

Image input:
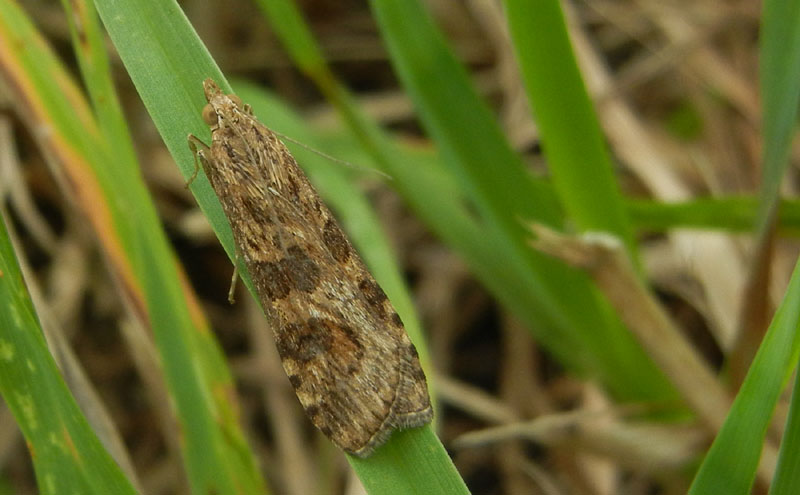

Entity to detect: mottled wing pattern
[195,79,432,456]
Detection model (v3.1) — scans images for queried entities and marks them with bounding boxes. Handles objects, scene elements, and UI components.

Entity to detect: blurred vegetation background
[0,0,799,494]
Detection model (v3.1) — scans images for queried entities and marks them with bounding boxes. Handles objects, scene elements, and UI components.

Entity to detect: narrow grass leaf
[367,0,674,401]
[0,214,137,495]
[689,257,800,493]
[252,0,325,75]
[757,0,800,229]
[59,0,138,166]
[627,197,800,235]
[770,372,800,494]
[504,0,637,260]
[2,1,266,492]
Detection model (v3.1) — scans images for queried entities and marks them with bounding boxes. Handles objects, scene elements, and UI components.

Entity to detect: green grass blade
[366,0,674,401]
[64,2,266,492]
[626,197,800,235]
[251,0,325,75]
[132,218,267,495]
[368,0,558,232]
[757,0,800,229]
[350,428,468,495]
[770,372,800,494]
[1,2,266,492]
[504,0,637,260]
[59,0,137,167]
[91,0,235,257]
[0,214,137,495]
[257,0,677,401]
[262,0,674,402]
[689,257,800,493]
[258,0,654,401]
[688,2,800,491]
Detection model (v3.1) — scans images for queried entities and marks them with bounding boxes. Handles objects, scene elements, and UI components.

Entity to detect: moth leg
[186,134,210,188]
[228,253,240,304]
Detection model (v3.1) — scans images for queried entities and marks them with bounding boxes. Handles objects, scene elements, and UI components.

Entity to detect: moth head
[202,93,248,126]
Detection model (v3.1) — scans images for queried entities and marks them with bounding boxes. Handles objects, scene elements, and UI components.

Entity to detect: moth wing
[206,113,431,456]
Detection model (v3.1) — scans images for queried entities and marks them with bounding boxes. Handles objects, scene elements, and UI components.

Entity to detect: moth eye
[229,94,243,108]
[202,104,218,125]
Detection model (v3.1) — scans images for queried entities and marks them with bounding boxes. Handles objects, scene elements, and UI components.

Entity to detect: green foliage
[365,0,675,402]
[0,0,266,493]
[0,215,136,495]
[689,0,800,492]
[757,0,800,229]
[688,258,800,493]
[1,0,800,492]
[505,0,638,259]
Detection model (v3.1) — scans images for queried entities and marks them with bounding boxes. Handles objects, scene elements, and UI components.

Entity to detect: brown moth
[188,79,432,457]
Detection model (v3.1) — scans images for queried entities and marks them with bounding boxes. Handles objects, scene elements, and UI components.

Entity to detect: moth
[188,79,432,457]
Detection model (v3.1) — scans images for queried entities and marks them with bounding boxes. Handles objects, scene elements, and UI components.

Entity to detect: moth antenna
[273,131,393,181]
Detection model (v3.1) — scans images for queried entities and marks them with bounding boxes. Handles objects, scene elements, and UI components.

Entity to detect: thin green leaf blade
[770,372,800,495]
[504,0,637,259]
[689,1,800,491]
[0,214,137,495]
[626,197,800,235]
[367,0,674,401]
[0,1,267,492]
[689,257,800,493]
[758,0,800,228]
[350,427,468,495]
